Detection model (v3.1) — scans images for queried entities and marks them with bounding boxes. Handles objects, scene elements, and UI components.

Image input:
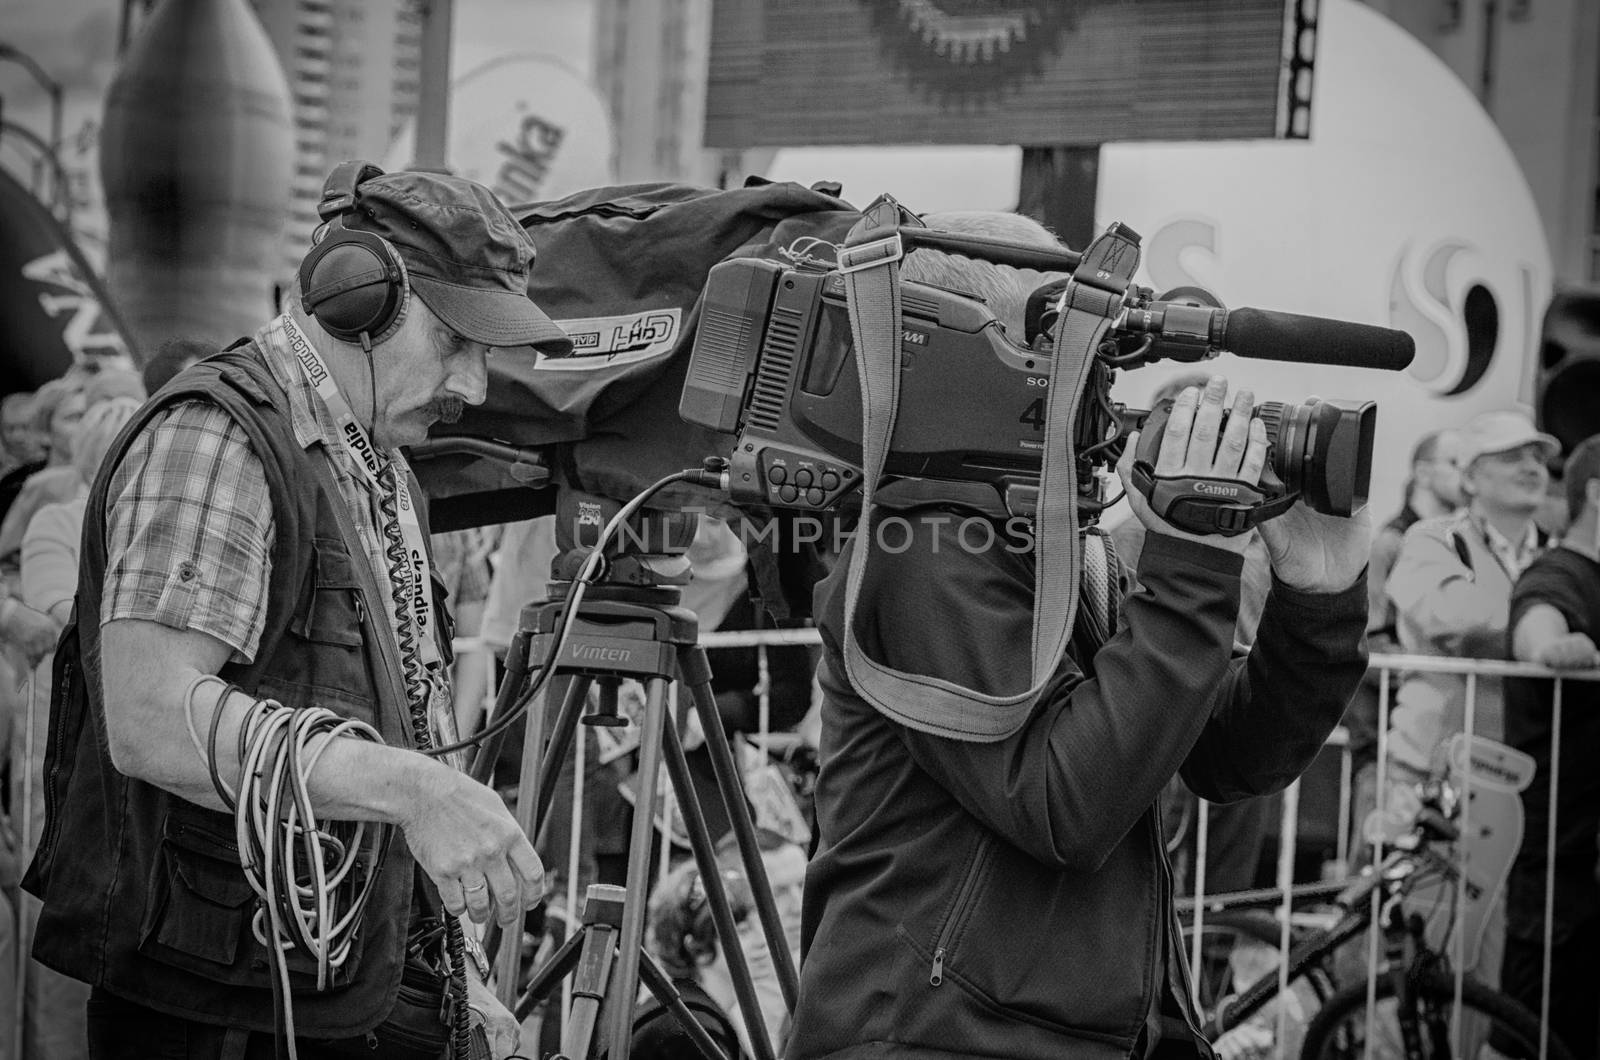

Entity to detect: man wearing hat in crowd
[1380,409,1559,991]
[1385,410,1560,777]
[22,164,565,1058]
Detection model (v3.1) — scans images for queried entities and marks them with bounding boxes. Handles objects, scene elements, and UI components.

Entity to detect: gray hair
[71,396,141,486]
[900,211,1067,340]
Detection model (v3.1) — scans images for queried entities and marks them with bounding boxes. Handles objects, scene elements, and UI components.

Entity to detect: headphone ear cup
[298,230,407,345]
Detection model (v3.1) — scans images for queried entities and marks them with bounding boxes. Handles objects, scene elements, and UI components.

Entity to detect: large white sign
[1099,0,1551,517]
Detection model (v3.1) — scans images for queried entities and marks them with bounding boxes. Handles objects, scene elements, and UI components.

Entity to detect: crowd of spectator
[1,336,1595,1059]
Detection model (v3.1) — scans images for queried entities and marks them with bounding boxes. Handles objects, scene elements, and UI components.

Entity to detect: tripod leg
[561,921,620,1060]
[658,703,778,1060]
[603,676,671,1059]
[514,926,587,1023]
[469,627,532,784]
[534,674,595,847]
[638,949,736,1060]
[679,649,801,1013]
[495,672,592,1010]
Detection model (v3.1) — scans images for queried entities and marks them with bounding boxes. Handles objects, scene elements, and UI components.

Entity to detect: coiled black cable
[375,462,474,1059]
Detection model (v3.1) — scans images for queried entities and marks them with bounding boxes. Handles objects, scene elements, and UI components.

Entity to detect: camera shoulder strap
[834,198,1115,741]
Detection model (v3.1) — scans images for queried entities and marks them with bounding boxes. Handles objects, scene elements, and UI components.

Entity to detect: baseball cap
[1457,409,1560,468]
[345,169,572,354]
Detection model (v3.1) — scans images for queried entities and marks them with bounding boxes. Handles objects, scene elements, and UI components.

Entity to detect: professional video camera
[678,214,1411,537]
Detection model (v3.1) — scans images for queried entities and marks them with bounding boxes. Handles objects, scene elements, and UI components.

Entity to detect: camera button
[795,468,814,488]
[805,488,825,506]
[768,464,788,485]
[779,484,799,503]
[821,471,840,491]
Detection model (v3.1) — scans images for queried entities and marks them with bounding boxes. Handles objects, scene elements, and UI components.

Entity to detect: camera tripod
[478,537,801,1060]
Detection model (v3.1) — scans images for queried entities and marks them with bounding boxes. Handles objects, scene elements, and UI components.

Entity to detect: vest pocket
[294,541,368,648]
[138,810,367,991]
[278,539,381,728]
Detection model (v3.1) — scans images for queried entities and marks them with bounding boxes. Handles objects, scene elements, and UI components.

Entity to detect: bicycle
[1188,780,1575,1059]
[1180,882,1348,1052]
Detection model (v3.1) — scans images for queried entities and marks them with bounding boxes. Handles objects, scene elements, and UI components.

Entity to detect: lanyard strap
[281,316,441,673]
[834,205,1113,742]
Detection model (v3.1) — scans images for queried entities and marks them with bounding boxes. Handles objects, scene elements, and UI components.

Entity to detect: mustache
[429,396,466,424]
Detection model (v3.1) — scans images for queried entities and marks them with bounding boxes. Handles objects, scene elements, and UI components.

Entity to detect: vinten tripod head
[545,491,703,606]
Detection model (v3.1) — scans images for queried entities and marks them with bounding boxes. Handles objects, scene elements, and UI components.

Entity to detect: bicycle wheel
[1299,970,1577,1060]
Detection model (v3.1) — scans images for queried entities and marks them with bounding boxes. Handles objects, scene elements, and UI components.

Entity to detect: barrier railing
[1183,652,1600,1060]
[447,637,1599,1058]
[9,628,1580,1054]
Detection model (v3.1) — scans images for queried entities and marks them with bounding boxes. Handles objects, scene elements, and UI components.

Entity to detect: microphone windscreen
[1223,308,1414,371]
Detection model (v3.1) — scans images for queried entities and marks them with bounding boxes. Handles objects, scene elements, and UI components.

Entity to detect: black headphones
[297,161,408,350]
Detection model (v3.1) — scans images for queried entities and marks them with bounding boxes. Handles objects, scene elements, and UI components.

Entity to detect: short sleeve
[101,400,276,663]
[1511,553,1590,637]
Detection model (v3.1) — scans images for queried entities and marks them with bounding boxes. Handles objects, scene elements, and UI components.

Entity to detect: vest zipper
[37,655,76,860]
[930,833,994,986]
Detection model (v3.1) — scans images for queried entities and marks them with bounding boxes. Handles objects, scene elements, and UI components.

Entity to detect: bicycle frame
[1208,828,1459,1037]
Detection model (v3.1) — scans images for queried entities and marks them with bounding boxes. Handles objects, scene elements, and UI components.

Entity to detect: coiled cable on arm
[183,675,391,1057]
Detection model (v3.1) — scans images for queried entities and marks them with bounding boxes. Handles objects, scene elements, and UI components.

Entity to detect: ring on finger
[463,879,488,894]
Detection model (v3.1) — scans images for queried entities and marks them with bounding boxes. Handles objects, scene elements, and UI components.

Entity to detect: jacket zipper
[1153,810,1212,1055]
[930,834,994,986]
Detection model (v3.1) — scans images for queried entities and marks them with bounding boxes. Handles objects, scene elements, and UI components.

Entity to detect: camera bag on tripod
[428,178,865,618]
[435,179,857,502]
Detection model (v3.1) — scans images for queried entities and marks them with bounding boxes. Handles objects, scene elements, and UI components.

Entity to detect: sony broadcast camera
[678,214,1413,536]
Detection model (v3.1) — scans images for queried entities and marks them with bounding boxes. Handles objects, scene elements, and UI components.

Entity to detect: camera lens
[1253,401,1300,494]
[1254,400,1376,517]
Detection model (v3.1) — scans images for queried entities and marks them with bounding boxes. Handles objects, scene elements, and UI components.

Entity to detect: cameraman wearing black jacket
[786,219,1371,1060]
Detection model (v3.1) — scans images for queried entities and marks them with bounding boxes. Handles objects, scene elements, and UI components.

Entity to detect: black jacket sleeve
[1178,572,1369,802]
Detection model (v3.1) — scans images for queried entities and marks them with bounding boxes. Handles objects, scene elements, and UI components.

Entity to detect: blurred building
[1361,0,1600,285]
[593,0,722,185]
[250,0,422,281]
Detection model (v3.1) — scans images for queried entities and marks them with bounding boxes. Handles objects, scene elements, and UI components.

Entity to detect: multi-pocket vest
[23,345,435,1036]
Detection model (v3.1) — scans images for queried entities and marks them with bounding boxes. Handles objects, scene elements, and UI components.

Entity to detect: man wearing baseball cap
[1379,409,1558,990]
[1385,409,1559,767]
[24,164,563,1057]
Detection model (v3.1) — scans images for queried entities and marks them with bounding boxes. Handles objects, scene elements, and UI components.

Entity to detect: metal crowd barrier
[11,632,1580,1056]
[1183,652,1600,1060]
[448,633,1596,1059]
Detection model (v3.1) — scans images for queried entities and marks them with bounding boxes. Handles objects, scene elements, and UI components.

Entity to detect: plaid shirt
[103,402,274,661]
[103,317,452,725]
